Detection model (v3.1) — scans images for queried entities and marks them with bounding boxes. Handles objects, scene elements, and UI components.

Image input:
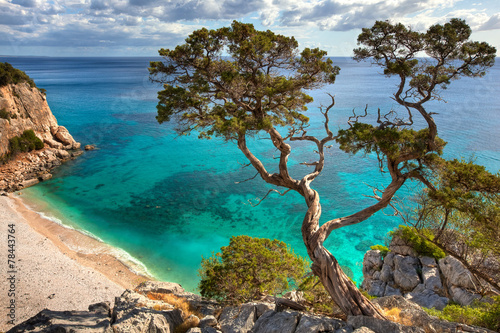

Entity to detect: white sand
[0,194,149,331]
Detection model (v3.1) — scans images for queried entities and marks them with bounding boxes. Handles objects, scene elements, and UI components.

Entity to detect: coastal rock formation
[361,235,492,311]
[8,281,495,333]
[0,82,81,192]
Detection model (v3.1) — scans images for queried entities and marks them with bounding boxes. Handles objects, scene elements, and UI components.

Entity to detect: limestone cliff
[0,82,80,156]
[0,81,81,192]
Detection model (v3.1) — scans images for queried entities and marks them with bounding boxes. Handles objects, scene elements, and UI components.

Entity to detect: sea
[1,56,499,292]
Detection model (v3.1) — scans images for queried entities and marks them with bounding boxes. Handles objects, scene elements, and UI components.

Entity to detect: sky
[1,0,500,57]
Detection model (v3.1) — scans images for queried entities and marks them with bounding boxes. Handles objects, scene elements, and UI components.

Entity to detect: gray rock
[112,290,182,333]
[363,250,383,279]
[135,281,186,295]
[250,311,299,333]
[187,328,203,333]
[389,235,419,257]
[373,295,492,333]
[422,265,443,293]
[449,286,482,306]
[294,313,344,333]
[367,280,387,297]
[384,252,395,268]
[419,256,437,267]
[200,315,218,328]
[352,328,376,333]
[384,284,402,297]
[439,256,479,291]
[405,288,448,310]
[379,264,394,283]
[7,309,112,333]
[335,325,354,333]
[220,303,256,333]
[348,315,424,333]
[202,327,221,333]
[393,255,421,291]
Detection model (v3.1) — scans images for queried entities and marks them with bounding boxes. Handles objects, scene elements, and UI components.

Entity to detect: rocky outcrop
[8,281,496,333]
[0,82,81,192]
[361,235,492,310]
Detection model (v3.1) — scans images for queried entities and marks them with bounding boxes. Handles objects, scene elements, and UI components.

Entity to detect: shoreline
[0,193,151,331]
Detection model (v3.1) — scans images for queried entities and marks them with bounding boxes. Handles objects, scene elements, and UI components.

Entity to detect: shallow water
[2,56,499,292]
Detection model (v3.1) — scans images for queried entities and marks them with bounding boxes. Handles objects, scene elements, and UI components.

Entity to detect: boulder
[20,178,39,188]
[449,286,481,306]
[362,250,383,279]
[389,235,419,257]
[200,315,218,328]
[85,144,97,150]
[405,286,448,310]
[352,328,376,333]
[56,149,70,159]
[384,284,402,297]
[135,281,185,295]
[251,310,299,333]
[366,279,387,297]
[420,257,443,293]
[219,303,256,333]
[294,313,345,333]
[54,126,78,148]
[393,255,421,291]
[379,264,394,283]
[373,295,492,333]
[439,256,479,291]
[7,306,113,333]
[348,315,424,333]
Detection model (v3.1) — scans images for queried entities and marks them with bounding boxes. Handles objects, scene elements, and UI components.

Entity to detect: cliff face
[0,82,80,156]
[0,82,81,192]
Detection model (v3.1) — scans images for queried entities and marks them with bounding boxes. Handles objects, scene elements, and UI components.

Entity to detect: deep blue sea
[1,56,499,292]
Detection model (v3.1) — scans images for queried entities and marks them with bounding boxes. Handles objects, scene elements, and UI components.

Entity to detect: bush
[370,244,389,258]
[198,235,309,304]
[9,129,44,155]
[391,225,446,260]
[0,62,36,88]
[424,296,500,331]
[0,108,10,120]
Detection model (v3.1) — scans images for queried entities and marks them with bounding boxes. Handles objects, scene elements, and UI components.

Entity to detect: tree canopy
[149,21,339,140]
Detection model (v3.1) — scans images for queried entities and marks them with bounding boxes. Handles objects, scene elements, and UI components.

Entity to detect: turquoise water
[2,56,499,291]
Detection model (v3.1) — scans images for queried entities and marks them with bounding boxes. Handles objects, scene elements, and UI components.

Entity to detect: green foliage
[370,244,389,258]
[0,108,10,120]
[423,297,500,331]
[391,225,446,260]
[9,130,44,155]
[299,275,337,314]
[198,235,309,304]
[336,123,446,171]
[150,21,339,139]
[0,62,36,88]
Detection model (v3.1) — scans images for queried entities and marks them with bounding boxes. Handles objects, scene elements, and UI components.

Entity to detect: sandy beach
[0,194,150,332]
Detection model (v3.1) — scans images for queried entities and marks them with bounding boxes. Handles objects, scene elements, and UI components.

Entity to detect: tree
[401,159,500,292]
[198,235,309,304]
[150,20,495,318]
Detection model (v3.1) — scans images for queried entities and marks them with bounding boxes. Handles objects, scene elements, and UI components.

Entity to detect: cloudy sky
[1,0,500,57]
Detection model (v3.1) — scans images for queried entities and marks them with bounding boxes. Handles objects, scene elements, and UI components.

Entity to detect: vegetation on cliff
[0,62,37,88]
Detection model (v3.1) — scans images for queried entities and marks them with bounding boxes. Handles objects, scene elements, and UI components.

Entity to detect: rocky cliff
[361,235,497,311]
[0,81,81,192]
[8,281,494,333]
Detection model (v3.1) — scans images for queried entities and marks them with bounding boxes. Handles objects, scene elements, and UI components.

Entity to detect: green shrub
[9,129,44,155]
[370,244,389,258]
[391,225,446,260]
[0,62,36,88]
[424,296,500,331]
[299,275,337,314]
[0,108,10,120]
[198,235,309,305]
